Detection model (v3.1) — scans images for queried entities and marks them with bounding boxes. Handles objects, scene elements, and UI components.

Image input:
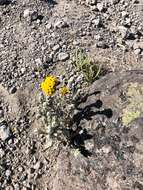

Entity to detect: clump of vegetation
[39,75,75,146]
[73,49,101,83]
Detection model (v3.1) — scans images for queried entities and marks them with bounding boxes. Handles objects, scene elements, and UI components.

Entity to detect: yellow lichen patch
[40,76,58,96]
[122,111,140,126]
[122,83,143,126]
[59,86,70,96]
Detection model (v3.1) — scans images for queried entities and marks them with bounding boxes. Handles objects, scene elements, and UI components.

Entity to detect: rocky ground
[0,0,143,189]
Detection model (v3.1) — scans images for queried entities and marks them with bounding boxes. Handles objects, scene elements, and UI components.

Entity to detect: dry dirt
[0,0,143,190]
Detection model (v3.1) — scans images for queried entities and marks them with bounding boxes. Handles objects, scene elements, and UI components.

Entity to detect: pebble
[122,11,128,17]
[13,184,20,190]
[5,169,11,177]
[9,86,17,94]
[46,23,52,29]
[54,19,68,28]
[23,9,30,18]
[102,145,112,154]
[85,141,94,151]
[118,26,128,39]
[134,48,141,55]
[96,41,108,49]
[18,166,24,172]
[67,76,75,88]
[33,161,43,170]
[123,18,131,27]
[97,2,104,12]
[0,124,11,141]
[21,67,26,74]
[31,11,38,21]
[58,52,69,61]
[92,18,101,27]
[0,148,5,158]
[52,44,60,51]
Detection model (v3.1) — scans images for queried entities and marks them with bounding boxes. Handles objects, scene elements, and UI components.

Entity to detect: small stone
[94,34,101,40]
[52,44,60,51]
[0,148,5,158]
[67,76,75,88]
[96,41,109,49]
[33,161,43,170]
[122,11,128,17]
[118,26,128,39]
[21,67,26,74]
[46,23,52,29]
[97,2,104,11]
[54,19,68,28]
[13,184,20,190]
[134,48,141,55]
[102,145,112,154]
[18,166,24,172]
[23,9,30,18]
[9,86,17,94]
[85,141,94,151]
[0,124,11,141]
[58,52,69,61]
[92,18,101,27]
[124,18,131,27]
[45,137,53,148]
[86,0,97,5]
[5,170,11,177]
[31,11,38,21]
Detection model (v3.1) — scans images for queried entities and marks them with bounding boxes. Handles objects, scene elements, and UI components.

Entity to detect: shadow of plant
[63,91,113,157]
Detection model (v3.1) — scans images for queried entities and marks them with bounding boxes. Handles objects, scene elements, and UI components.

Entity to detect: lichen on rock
[122,83,143,125]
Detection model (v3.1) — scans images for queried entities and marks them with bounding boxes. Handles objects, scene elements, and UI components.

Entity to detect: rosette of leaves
[74,49,101,83]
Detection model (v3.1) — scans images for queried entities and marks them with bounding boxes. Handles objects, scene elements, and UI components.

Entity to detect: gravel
[0,0,143,189]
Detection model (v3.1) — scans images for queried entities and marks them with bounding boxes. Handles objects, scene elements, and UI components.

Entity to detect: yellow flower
[41,76,58,96]
[60,86,70,96]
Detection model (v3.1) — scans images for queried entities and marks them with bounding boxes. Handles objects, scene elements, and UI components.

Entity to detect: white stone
[23,9,30,18]
[97,2,104,11]
[0,148,5,158]
[118,26,128,38]
[0,124,11,141]
[58,52,69,61]
[52,44,60,51]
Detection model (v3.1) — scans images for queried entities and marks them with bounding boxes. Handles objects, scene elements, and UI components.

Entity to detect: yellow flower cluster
[41,76,58,96]
[60,86,70,96]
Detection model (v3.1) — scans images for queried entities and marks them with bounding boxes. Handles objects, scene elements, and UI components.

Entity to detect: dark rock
[0,0,11,5]
[9,86,17,94]
[31,11,38,21]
